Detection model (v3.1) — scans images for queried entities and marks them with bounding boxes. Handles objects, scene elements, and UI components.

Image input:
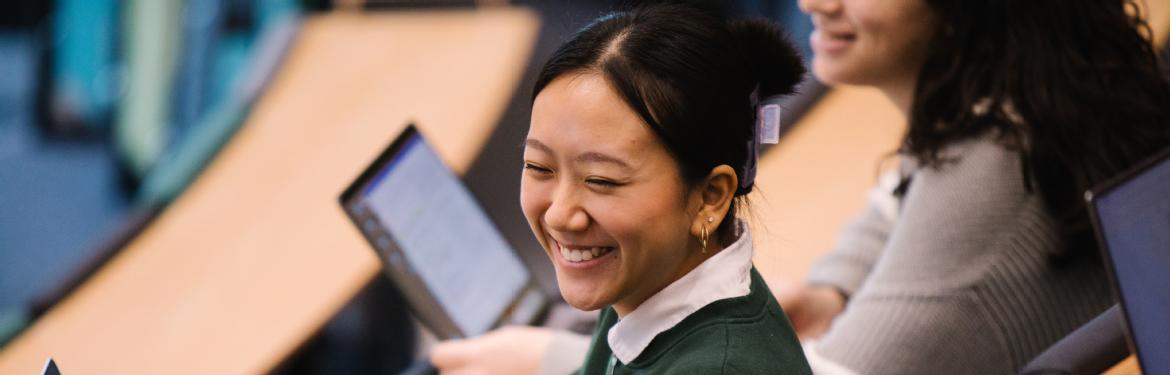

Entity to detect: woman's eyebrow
[526,138,632,170]
[577,152,632,171]
[524,138,553,154]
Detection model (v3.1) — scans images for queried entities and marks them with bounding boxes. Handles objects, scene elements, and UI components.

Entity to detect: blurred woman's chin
[812,59,855,86]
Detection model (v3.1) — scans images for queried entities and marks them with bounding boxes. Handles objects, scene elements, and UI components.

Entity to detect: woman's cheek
[519,179,550,231]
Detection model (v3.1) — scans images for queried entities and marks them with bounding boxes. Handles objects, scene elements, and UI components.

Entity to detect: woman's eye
[523,163,552,175]
[585,178,620,188]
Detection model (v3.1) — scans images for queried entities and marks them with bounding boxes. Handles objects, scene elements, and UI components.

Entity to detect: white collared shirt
[606,222,755,364]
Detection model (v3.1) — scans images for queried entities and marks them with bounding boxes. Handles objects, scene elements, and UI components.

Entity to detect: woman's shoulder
[906,131,1033,203]
[636,319,810,374]
[874,130,1058,290]
[919,131,1023,176]
[625,271,811,374]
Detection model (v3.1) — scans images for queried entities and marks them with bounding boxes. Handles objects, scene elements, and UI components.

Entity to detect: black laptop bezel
[1084,145,1170,373]
[339,123,540,340]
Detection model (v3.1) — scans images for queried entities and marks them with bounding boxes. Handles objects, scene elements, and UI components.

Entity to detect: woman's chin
[812,58,864,86]
[563,296,607,312]
[556,277,611,311]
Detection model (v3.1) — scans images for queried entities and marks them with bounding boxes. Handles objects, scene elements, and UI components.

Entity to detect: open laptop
[339,124,550,340]
[1086,146,1170,375]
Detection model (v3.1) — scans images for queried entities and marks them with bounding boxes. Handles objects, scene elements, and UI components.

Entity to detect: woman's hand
[772,282,847,341]
[430,326,555,375]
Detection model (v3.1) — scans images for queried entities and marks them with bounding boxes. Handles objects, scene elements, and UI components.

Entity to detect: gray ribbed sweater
[807,135,1114,374]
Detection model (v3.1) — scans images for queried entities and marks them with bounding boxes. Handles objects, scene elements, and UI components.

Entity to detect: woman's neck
[612,244,721,318]
[877,76,918,117]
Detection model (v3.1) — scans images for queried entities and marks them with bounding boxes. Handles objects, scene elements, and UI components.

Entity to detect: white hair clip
[757,103,782,144]
[742,94,784,193]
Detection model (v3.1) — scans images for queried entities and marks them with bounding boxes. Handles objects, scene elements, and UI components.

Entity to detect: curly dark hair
[907,0,1170,257]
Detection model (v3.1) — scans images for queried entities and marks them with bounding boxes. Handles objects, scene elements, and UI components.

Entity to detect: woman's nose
[544,187,590,233]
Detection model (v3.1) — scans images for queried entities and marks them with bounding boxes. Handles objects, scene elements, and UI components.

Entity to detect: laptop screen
[1092,151,1170,373]
[352,131,530,337]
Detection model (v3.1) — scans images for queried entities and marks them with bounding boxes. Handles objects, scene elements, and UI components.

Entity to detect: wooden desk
[1104,355,1141,375]
[750,85,904,283]
[0,8,539,374]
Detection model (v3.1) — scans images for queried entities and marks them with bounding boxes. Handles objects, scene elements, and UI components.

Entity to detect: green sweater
[574,268,812,375]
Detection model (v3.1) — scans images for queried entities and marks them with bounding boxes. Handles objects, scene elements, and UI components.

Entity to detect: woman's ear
[690,165,738,238]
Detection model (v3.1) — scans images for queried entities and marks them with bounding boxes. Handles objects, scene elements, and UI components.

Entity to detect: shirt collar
[606,221,754,364]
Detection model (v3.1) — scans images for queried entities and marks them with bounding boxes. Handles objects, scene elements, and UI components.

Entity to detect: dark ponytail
[533,3,804,245]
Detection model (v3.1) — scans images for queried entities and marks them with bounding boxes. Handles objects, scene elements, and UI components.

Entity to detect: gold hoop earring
[700,224,709,254]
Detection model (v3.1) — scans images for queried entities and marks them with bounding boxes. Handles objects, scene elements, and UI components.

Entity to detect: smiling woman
[508,2,811,374]
[787,0,1170,373]
[524,72,704,315]
[804,0,937,104]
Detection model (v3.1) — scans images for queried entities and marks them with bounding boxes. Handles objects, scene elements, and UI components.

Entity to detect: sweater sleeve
[804,170,901,298]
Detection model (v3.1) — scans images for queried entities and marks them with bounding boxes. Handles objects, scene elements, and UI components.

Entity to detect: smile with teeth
[558,244,615,263]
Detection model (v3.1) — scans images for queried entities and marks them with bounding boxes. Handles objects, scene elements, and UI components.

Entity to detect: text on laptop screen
[1094,154,1170,372]
[359,135,529,336]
